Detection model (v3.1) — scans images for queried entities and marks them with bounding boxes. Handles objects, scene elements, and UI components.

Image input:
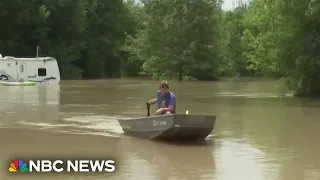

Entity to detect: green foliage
[123,0,221,81]
[0,0,135,79]
[216,0,320,96]
[1,0,320,96]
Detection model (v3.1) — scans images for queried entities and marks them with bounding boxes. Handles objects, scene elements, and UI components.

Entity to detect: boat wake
[14,115,124,138]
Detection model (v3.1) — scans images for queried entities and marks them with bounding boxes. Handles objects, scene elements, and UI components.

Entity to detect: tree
[124,0,221,81]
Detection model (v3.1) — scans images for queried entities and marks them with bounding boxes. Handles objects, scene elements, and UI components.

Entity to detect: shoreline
[58,76,283,82]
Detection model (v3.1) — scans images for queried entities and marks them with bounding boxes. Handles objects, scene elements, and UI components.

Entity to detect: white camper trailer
[0,54,60,85]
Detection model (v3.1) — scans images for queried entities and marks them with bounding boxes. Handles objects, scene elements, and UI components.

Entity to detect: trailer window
[38,68,46,76]
[20,65,24,72]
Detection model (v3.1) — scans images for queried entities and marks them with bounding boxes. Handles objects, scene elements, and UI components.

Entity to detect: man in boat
[146,80,176,115]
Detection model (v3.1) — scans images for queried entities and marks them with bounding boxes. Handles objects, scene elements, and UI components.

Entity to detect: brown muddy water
[0,79,320,180]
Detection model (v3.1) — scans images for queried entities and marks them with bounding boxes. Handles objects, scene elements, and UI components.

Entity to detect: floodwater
[0,79,320,180]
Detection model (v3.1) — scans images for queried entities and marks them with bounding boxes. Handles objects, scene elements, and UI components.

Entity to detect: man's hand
[154,108,164,115]
[146,98,157,105]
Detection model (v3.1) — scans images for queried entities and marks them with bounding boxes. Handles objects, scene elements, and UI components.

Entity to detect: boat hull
[117,114,216,141]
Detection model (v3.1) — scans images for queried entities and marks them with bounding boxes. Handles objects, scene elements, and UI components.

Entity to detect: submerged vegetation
[0,0,319,96]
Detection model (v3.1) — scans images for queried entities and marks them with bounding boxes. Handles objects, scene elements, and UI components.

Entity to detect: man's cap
[159,80,169,89]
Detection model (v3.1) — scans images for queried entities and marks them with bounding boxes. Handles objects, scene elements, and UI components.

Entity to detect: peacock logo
[9,160,29,172]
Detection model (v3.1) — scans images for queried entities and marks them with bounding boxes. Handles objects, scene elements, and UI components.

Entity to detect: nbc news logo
[9,160,28,172]
[9,159,116,173]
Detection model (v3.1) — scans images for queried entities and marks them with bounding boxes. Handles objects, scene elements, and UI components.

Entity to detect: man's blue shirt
[156,91,176,113]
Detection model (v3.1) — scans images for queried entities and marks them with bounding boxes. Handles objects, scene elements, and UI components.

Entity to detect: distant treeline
[0,0,319,96]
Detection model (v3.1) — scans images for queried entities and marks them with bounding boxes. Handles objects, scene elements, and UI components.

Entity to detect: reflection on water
[117,139,216,180]
[0,85,60,128]
[0,79,320,180]
[214,138,281,180]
